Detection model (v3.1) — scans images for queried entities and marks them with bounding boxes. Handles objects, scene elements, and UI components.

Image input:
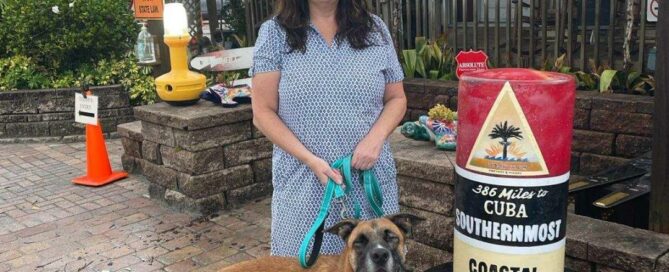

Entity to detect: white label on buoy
[74,93,98,125]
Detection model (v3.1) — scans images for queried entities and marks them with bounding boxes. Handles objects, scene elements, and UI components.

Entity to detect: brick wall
[571,92,654,175]
[0,85,134,141]
[403,79,655,175]
[118,103,272,216]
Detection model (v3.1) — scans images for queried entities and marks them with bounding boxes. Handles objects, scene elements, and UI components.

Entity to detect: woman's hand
[352,135,384,170]
[307,156,343,186]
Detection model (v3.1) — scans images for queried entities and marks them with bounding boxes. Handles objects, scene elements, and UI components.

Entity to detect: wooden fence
[245,0,658,73]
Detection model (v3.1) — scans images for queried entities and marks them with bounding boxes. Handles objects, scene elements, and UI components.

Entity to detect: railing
[245,0,657,73]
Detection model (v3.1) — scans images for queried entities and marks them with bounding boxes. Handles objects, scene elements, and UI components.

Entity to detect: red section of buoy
[456,68,576,177]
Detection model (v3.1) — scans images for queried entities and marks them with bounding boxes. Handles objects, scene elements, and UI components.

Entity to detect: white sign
[648,0,659,22]
[232,78,252,88]
[191,47,254,71]
[74,93,98,125]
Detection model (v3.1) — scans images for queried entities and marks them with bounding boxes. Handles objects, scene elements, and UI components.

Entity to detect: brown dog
[220,213,424,272]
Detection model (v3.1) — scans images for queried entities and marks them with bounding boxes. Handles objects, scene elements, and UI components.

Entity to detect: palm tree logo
[488,121,523,160]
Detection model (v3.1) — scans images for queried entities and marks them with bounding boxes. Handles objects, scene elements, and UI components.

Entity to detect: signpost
[650,0,668,234]
[133,0,164,20]
[455,50,489,79]
[648,0,659,22]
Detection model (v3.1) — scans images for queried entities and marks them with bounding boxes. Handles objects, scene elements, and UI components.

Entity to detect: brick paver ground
[0,140,271,272]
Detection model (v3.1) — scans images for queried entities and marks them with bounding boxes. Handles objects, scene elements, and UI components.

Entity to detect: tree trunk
[206,0,219,43]
[502,141,509,160]
[390,0,402,54]
[622,0,635,69]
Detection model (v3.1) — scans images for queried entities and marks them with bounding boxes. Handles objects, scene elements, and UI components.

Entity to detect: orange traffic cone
[72,122,128,186]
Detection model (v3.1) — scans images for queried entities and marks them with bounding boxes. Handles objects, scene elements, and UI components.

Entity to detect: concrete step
[389,129,456,185]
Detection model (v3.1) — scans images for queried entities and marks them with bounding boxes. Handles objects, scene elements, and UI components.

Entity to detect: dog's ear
[386,213,426,237]
[324,219,359,241]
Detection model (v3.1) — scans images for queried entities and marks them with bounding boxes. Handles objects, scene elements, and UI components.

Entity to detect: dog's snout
[370,247,390,265]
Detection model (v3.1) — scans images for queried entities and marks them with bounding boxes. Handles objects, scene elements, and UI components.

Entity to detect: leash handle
[298,155,385,268]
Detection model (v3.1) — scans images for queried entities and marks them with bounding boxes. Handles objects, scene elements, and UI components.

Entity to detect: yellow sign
[133,0,164,19]
[465,82,548,176]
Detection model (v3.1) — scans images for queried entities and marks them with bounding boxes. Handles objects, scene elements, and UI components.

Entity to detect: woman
[250,0,407,256]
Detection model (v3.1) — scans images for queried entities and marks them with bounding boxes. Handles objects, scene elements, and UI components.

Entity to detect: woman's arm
[252,71,343,185]
[351,82,407,170]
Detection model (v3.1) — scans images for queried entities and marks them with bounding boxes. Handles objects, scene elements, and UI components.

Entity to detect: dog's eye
[353,235,368,248]
[385,230,399,243]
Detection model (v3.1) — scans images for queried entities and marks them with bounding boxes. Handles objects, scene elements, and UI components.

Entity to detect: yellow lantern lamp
[155,3,206,106]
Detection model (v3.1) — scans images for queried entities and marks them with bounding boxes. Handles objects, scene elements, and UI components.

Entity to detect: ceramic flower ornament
[401,104,458,150]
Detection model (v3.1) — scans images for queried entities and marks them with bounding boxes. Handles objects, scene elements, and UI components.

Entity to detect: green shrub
[50,53,157,105]
[0,56,49,91]
[0,0,138,72]
[543,54,655,95]
[1,54,156,105]
[221,0,247,36]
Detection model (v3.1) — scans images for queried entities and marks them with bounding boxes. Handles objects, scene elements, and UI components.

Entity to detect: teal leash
[298,155,385,268]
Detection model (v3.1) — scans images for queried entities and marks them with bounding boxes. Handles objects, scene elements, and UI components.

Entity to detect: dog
[220,213,425,272]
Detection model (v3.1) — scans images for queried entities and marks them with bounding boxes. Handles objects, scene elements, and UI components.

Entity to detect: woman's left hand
[352,135,384,170]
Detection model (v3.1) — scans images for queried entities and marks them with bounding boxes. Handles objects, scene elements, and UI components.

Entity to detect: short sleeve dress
[250,15,404,256]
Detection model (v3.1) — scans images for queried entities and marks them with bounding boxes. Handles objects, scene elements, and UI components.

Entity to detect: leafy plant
[0,0,138,73]
[0,55,49,91]
[1,53,157,105]
[428,104,457,122]
[401,50,418,79]
[598,69,655,95]
[401,35,456,81]
[215,71,242,87]
[541,54,655,95]
[205,70,246,87]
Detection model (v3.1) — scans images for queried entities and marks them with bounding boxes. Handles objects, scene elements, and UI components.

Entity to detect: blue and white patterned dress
[250,15,403,256]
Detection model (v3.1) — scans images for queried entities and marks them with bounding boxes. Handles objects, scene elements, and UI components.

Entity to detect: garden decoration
[400,104,458,150]
[454,68,575,272]
[154,3,206,106]
[201,83,252,108]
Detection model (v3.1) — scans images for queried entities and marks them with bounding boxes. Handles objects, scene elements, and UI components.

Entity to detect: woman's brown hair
[274,0,378,53]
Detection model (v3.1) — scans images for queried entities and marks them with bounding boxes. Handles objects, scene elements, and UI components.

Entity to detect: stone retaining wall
[118,96,667,272]
[403,79,655,175]
[389,132,455,271]
[0,85,134,140]
[118,102,272,216]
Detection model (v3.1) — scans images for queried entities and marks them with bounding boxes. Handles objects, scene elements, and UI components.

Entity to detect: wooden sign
[190,47,254,71]
[133,0,164,20]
